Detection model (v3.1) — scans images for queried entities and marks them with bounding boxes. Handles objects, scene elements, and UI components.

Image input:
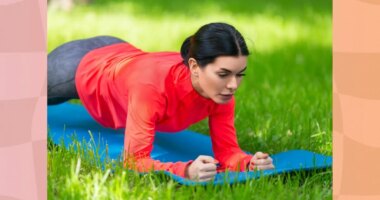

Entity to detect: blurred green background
[48,0,332,155]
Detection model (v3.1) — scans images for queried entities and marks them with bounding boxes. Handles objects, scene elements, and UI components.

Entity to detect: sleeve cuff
[240,154,254,171]
[174,160,193,178]
[221,153,254,172]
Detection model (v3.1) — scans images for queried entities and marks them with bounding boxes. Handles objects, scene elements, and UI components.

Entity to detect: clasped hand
[248,151,275,171]
[186,152,275,182]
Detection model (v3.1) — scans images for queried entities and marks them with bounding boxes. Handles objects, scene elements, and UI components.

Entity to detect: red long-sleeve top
[75,42,253,178]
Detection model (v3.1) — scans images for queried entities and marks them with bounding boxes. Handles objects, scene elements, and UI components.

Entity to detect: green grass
[48,0,332,199]
[48,136,331,199]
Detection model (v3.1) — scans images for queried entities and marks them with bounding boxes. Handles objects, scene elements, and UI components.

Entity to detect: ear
[188,58,199,77]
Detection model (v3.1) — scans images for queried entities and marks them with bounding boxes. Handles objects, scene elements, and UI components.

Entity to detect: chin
[212,97,232,104]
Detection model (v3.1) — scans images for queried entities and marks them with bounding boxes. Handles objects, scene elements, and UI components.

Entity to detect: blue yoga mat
[48,103,332,185]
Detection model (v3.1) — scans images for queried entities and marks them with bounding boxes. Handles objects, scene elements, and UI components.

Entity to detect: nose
[226,77,238,91]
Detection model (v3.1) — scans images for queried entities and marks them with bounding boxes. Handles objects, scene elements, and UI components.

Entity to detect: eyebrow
[219,66,247,73]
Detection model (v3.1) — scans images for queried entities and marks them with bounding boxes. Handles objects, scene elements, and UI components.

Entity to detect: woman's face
[189,55,248,104]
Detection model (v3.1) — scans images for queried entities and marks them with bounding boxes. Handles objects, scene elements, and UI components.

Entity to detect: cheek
[208,76,225,91]
[201,75,222,91]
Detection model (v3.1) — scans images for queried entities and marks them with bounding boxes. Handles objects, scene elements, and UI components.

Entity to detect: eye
[237,74,246,77]
[218,73,229,78]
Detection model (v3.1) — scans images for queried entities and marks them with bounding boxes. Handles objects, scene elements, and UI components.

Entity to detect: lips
[220,94,233,98]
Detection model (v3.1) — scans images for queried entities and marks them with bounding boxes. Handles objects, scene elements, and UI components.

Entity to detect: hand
[248,152,275,171]
[185,155,218,182]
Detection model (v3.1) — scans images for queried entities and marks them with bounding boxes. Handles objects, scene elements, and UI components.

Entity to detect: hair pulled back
[180,22,250,68]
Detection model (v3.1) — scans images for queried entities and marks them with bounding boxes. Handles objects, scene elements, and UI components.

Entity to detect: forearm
[124,156,193,177]
[218,151,253,172]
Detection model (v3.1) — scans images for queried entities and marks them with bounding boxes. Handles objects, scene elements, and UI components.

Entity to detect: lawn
[48,0,332,199]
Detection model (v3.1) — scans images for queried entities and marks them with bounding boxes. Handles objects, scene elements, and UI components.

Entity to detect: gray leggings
[48,36,126,105]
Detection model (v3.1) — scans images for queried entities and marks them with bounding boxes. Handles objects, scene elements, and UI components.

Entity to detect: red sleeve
[209,97,253,172]
[123,85,192,177]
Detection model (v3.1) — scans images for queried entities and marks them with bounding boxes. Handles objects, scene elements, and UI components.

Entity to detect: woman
[48,22,275,182]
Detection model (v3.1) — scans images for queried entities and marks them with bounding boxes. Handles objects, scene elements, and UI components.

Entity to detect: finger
[251,158,265,165]
[255,152,269,159]
[251,156,259,163]
[200,163,217,172]
[251,154,273,161]
[252,158,272,166]
[256,164,275,170]
[197,155,216,164]
[198,171,217,180]
[198,177,214,182]
[253,151,262,159]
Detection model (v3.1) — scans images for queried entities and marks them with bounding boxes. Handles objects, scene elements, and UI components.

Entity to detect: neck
[190,74,209,98]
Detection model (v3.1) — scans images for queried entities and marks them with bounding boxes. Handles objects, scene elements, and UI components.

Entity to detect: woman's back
[75,42,213,129]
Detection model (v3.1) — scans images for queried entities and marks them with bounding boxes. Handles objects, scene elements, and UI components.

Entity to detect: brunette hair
[180,22,250,68]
